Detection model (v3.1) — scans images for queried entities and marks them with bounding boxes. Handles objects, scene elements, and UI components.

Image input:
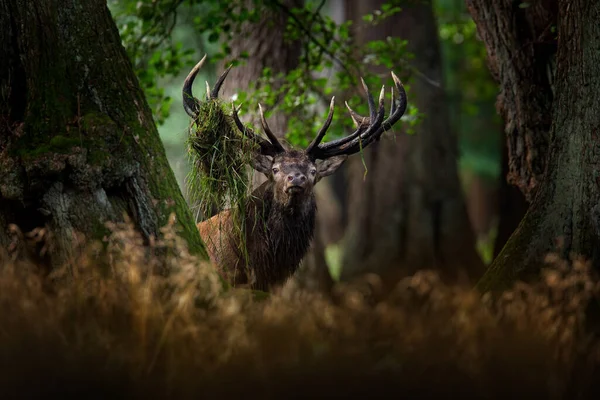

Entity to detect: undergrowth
[1,219,600,399]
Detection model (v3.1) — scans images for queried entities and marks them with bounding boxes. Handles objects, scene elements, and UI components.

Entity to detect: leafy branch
[110,0,419,144]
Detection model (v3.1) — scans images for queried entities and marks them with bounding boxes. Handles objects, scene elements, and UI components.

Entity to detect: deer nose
[287,172,306,185]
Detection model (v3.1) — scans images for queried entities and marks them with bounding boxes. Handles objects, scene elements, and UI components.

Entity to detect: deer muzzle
[285,173,307,194]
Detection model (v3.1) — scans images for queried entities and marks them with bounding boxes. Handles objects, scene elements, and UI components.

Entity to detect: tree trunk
[465,174,496,243]
[340,0,483,283]
[219,0,302,135]
[0,0,206,267]
[493,133,528,257]
[466,0,557,202]
[468,0,600,291]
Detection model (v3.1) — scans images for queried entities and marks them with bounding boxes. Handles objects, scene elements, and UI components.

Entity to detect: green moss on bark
[1,0,208,264]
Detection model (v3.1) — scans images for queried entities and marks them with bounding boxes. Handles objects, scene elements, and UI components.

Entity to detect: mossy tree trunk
[0,0,206,266]
[340,0,483,284]
[467,0,600,291]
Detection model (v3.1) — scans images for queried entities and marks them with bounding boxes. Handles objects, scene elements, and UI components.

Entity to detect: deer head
[182,55,407,207]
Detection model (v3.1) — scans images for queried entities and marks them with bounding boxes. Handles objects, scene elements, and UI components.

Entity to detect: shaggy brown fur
[199,151,326,291]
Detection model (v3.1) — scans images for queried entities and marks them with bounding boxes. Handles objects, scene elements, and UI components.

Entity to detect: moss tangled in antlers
[185,99,255,220]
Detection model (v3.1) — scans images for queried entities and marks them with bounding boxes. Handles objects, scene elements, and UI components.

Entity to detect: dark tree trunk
[493,134,528,258]
[467,0,600,291]
[340,0,483,284]
[0,0,205,266]
[466,1,557,202]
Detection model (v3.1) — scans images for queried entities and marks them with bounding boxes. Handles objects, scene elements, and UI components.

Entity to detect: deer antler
[184,56,407,160]
[305,73,407,160]
[182,55,285,157]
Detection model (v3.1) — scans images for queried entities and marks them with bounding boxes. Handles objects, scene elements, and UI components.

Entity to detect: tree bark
[465,174,496,242]
[493,133,528,257]
[0,0,206,267]
[340,0,483,284]
[219,0,302,135]
[469,0,600,291]
[466,0,557,202]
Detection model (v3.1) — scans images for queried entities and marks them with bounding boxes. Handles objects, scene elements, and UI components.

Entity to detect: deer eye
[310,169,317,175]
[272,167,279,174]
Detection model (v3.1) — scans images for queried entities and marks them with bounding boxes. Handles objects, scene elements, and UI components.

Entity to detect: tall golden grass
[1,217,599,399]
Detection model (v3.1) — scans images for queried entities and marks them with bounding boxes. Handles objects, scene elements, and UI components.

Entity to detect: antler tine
[210,64,233,99]
[345,101,367,128]
[231,103,249,136]
[382,71,407,130]
[182,54,208,118]
[305,96,335,155]
[370,71,406,133]
[232,103,280,157]
[311,70,407,159]
[258,104,286,152]
[321,72,407,158]
[390,86,396,116]
[183,56,235,116]
[317,84,384,152]
[325,72,406,138]
[318,71,408,158]
[322,86,386,157]
[360,77,377,121]
[205,81,211,100]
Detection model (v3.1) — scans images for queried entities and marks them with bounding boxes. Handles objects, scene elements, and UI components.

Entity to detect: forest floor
[1,220,599,399]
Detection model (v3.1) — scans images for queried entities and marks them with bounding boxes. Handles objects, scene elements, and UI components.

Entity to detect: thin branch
[131,0,185,52]
[268,0,356,79]
[311,0,327,26]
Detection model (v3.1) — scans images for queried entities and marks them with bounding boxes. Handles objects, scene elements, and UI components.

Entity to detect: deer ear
[316,155,348,179]
[252,154,272,175]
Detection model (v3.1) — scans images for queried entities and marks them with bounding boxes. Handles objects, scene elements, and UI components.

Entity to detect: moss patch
[10,113,120,169]
[12,135,81,158]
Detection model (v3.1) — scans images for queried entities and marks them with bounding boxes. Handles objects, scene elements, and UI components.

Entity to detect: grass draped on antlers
[185,99,257,254]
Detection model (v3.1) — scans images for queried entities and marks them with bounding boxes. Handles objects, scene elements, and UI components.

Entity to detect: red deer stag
[183,56,407,291]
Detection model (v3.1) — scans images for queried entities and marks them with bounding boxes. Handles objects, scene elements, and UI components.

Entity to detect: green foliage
[108,0,197,125]
[108,0,503,251]
[108,0,419,146]
[436,0,502,182]
[362,2,402,25]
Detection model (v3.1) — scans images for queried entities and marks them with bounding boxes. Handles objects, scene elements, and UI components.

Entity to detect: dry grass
[1,219,600,399]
